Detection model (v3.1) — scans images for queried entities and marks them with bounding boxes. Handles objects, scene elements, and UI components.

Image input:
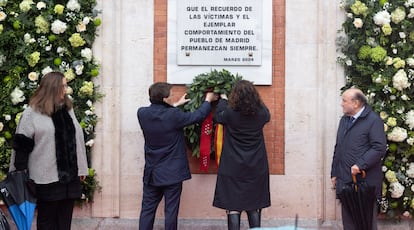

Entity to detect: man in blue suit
[137,82,218,230]
[331,88,387,230]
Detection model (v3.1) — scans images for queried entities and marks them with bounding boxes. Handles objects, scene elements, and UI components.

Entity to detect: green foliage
[0,0,102,204]
[182,69,242,157]
[338,0,414,219]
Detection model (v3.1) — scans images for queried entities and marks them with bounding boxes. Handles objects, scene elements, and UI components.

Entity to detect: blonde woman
[10,72,88,230]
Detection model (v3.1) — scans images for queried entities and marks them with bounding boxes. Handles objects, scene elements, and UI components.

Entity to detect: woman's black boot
[247,209,261,228]
[227,211,240,230]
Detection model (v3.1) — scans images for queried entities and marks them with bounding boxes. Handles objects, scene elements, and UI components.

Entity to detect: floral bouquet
[338,0,414,219]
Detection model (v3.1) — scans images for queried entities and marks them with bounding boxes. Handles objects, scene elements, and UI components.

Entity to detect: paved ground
[4,217,414,230]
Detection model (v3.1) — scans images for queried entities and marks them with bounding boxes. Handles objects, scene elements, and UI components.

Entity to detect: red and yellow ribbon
[214,124,224,167]
[199,113,213,172]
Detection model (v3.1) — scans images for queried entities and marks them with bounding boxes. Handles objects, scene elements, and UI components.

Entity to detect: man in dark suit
[331,88,387,230]
[137,82,217,230]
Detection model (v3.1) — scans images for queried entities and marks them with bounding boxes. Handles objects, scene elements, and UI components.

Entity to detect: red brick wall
[154,0,285,175]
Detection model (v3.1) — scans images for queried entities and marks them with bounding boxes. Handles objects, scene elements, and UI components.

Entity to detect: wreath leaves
[182,69,242,158]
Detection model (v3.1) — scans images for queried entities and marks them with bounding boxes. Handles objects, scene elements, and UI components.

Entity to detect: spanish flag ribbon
[199,112,213,172]
[214,124,224,167]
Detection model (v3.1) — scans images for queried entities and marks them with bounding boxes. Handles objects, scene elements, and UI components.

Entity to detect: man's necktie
[346,116,355,130]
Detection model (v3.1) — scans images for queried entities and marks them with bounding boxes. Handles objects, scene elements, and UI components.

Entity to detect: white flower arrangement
[0,0,102,204]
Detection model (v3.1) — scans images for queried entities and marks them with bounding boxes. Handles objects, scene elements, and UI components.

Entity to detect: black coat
[137,101,211,186]
[331,105,387,198]
[212,99,271,211]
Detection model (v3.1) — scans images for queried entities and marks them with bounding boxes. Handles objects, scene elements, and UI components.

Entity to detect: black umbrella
[338,171,376,230]
[0,208,10,230]
[0,170,36,230]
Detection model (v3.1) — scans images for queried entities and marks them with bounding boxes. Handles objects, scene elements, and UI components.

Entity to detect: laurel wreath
[182,69,242,158]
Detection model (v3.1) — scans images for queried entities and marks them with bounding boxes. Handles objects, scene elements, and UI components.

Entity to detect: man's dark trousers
[139,182,183,230]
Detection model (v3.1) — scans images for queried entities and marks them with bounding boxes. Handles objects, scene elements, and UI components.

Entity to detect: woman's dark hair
[149,82,172,104]
[29,71,72,116]
[228,80,263,116]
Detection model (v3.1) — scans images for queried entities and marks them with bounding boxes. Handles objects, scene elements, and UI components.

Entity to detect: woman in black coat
[213,80,271,230]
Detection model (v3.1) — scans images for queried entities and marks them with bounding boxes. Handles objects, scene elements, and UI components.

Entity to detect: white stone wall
[89,0,345,225]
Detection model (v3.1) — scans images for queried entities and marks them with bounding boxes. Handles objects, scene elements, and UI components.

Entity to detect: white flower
[345,59,352,66]
[407,163,414,178]
[10,87,25,105]
[75,63,84,75]
[76,22,86,32]
[85,139,94,147]
[403,211,411,217]
[408,137,414,146]
[82,17,90,25]
[353,18,363,28]
[86,100,93,107]
[56,47,67,56]
[393,69,410,91]
[51,20,67,34]
[81,48,92,62]
[385,56,393,65]
[374,10,391,26]
[0,122,3,132]
[0,11,6,21]
[36,1,46,10]
[390,182,405,198]
[399,32,407,39]
[85,110,94,116]
[409,8,414,18]
[397,107,405,114]
[27,72,38,81]
[401,94,410,101]
[0,54,6,67]
[405,0,414,8]
[4,115,10,121]
[41,66,53,76]
[406,58,414,67]
[19,0,34,12]
[367,37,377,46]
[406,110,414,130]
[23,33,35,44]
[67,0,81,12]
[388,127,408,142]
[65,86,73,95]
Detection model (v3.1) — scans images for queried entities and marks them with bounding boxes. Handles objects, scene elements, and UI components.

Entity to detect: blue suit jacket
[331,105,386,198]
[137,101,211,186]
